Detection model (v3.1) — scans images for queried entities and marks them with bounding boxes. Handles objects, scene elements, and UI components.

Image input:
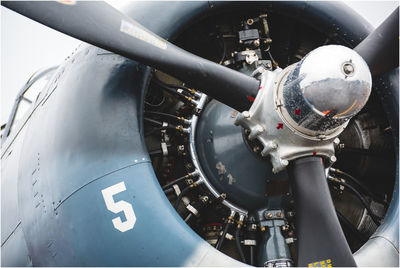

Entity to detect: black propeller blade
[3,1,397,267]
[355,7,399,76]
[287,157,356,267]
[1,1,259,112]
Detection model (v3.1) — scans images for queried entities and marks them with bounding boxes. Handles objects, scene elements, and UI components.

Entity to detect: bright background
[1,1,398,125]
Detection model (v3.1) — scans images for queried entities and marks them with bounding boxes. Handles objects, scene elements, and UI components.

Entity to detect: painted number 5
[101,181,136,232]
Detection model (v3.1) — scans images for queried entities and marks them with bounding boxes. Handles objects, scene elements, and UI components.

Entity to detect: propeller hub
[235,45,372,173]
[279,45,372,137]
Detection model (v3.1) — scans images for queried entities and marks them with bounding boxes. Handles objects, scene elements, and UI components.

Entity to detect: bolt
[343,62,355,76]
[333,138,340,145]
[287,211,295,218]
[243,111,250,118]
[253,39,260,47]
[260,226,266,232]
[247,18,254,25]
[265,212,273,219]
[281,159,289,166]
[330,155,337,163]
[276,212,283,218]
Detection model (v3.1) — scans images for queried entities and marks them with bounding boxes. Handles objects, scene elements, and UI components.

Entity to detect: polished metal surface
[235,68,336,173]
[235,45,372,173]
[279,45,372,137]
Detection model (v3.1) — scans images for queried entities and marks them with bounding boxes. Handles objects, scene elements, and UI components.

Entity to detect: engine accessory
[257,209,293,267]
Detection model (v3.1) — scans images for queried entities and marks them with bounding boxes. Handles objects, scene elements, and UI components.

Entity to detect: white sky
[1,1,398,125]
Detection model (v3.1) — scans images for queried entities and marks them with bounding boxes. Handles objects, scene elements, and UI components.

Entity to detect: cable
[249,246,255,266]
[152,79,193,101]
[153,78,193,93]
[216,222,231,250]
[218,35,227,64]
[145,111,190,125]
[143,117,178,130]
[330,168,385,204]
[235,227,246,263]
[145,111,180,121]
[184,213,193,223]
[328,177,381,226]
[162,175,190,190]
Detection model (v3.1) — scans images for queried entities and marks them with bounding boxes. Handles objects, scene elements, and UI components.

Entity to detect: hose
[145,111,180,121]
[143,117,178,130]
[216,222,231,250]
[174,184,196,208]
[328,177,381,226]
[249,245,255,266]
[153,78,194,94]
[162,175,189,190]
[330,168,386,204]
[152,79,192,101]
[235,227,246,263]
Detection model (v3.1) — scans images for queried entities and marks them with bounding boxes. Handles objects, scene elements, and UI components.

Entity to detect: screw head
[342,62,355,76]
[333,137,340,145]
[265,212,273,219]
[247,18,254,25]
[281,159,289,166]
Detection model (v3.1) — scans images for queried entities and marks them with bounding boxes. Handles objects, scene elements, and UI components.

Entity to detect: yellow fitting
[260,226,266,232]
[185,96,193,102]
[188,89,196,94]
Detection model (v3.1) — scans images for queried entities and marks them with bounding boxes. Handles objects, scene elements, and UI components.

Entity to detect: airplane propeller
[1,1,259,112]
[2,1,398,266]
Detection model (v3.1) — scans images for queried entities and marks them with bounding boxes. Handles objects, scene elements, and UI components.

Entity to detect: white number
[101,181,136,232]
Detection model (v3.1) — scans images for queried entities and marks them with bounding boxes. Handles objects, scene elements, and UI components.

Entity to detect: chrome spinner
[235,45,372,173]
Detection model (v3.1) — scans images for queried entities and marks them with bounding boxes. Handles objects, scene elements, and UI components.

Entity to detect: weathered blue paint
[196,99,290,211]
[1,1,398,266]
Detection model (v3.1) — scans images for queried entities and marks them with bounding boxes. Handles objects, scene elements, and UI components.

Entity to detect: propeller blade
[354,7,399,76]
[2,1,259,111]
[287,157,356,267]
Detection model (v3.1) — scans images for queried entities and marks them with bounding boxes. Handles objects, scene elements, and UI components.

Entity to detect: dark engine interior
[143,8,395,266]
